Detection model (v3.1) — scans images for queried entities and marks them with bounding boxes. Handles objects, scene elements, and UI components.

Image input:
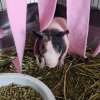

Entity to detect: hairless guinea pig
[33,17,69,68]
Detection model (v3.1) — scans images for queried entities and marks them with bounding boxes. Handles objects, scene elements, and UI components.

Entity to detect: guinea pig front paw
[39,62,45,68]
[58,59,64,68]
[39,57,45,69]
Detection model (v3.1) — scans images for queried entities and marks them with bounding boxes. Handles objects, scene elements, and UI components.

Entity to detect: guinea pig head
[33,29,69,68]
[33,30,50,54]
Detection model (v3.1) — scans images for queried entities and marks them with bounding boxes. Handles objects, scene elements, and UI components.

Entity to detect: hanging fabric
[6,0,27,72]
[67,0,91,58]
[38,0,57,31]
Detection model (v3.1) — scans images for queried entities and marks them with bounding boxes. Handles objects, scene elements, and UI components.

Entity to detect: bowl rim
[0,73,56,100]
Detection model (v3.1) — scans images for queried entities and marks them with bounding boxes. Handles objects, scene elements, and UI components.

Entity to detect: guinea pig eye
[57,45,60,49]
[42,44,45,49]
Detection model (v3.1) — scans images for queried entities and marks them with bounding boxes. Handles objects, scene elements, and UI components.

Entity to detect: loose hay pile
[0,33,100,100]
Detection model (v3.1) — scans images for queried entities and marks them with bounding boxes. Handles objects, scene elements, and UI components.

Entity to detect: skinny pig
[33,17,69,68]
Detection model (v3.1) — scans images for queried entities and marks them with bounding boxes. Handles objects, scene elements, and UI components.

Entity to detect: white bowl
[0,73,56,100]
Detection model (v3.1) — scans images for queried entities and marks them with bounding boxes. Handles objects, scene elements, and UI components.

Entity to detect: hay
[0,33,100,100]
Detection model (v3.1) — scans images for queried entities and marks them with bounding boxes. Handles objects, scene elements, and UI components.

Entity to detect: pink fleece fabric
[6,0,27,72]
[67,0,91,58]
[38,0,57,31]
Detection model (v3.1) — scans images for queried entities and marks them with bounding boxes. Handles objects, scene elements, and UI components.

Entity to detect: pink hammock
[5,0,100,72]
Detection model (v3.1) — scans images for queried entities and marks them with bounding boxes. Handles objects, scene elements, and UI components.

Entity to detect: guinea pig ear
[58,30,69,37]
[32,31,43,38]
[65,30,69,34]
[60,30,69,35]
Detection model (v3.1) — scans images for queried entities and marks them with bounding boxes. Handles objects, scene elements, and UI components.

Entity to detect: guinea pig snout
[45,59,58,68]
[43,51,60,68]
[45,58,58,68]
